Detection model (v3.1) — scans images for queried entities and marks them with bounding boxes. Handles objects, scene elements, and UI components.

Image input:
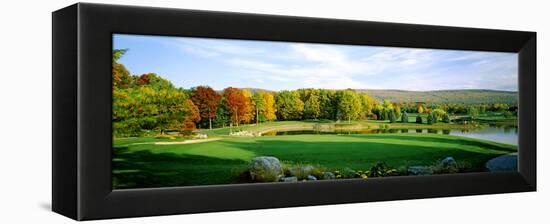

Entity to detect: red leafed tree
[191,86,221,129]
[136,73,151,85]
[223,87,247,126]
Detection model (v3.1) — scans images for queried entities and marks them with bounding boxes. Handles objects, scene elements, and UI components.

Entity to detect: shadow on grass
[112,146,248,189]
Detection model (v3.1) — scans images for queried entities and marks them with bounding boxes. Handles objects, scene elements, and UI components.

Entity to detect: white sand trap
[155,138,222,145]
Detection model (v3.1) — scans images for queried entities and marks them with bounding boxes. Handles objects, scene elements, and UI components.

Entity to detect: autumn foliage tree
[191,86,221,129]
[182,99,200,133]
[112,49,132,89]
[262,92,277,121]
[241,90,254,124]
[338,90,362,123]
[223,87,248,126]
[417,104,425,114]
[276,90,304,120]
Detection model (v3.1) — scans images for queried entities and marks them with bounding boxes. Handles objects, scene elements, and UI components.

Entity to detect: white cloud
[160,36,517,91]
[224,43,378,90]
[167,38,267,58]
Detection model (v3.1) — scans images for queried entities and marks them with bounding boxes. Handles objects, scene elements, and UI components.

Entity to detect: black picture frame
[52,3,536,221]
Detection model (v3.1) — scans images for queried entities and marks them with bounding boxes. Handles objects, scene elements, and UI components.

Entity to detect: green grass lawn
[112,133,516,189]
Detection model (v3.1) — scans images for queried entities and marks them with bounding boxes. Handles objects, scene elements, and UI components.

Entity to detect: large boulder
[486,153,517,172]
[408,166,433,175]
[249,156,283,182]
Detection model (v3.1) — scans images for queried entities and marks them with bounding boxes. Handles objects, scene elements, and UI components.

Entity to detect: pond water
[262,123,518,145]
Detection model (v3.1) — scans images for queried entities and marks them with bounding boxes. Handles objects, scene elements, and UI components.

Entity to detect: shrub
[237,170,253,183]
[416,116,423,124]
[368,162,399,177]
[332,168,370,179]
[431,160,472,174]
[292,164,313,180]
[281,162,293,177]
[341,168,357,178]
[283,162,326,180]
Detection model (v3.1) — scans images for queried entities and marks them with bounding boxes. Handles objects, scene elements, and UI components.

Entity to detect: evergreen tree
[416,116,423,124]
[381,111,388,120]
[389,111,397,123]
[427,113,434,125]
[394,105,402,119]
[401,112,409,123]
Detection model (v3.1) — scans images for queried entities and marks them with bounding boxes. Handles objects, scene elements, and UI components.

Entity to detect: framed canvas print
[52,3,536,220]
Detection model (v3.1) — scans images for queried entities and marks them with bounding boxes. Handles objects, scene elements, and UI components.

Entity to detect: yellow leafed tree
[241,89,254,123]
[262,92,277,121]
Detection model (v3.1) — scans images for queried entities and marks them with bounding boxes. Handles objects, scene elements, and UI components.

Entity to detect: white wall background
[0,0,546,223]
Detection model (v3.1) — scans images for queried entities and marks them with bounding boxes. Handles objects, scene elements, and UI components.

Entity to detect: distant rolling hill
[357,89,518,104]
[230,88,518,104]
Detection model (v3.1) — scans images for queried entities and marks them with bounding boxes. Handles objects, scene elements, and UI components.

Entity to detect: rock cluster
[408,166,433,175]
[230,131,259,137]
[195,133,208,139]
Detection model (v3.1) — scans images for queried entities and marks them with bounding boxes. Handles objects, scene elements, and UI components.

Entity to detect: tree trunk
[209,117,212,130]
[234,108,239,127]
[256,107,259,126]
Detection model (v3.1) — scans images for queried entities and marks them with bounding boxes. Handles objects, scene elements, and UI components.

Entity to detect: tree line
[112,49,518,137]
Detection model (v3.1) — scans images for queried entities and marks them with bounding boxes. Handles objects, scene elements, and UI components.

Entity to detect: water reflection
[262,123,518,145]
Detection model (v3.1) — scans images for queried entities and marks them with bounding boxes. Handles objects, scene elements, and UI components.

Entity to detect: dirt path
[154,138,222,145]
[486,153,517,172]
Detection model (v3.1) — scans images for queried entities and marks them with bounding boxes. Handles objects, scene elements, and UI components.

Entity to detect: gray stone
[249,156,283,182]
[408,166,433,175]
[323,172,336,180]
[440,157,457,167]
[307,175,317,181]
[486,153,517,172]
[281,176,298,182]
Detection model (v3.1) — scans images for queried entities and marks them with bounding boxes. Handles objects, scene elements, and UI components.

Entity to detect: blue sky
[113,34,518,91]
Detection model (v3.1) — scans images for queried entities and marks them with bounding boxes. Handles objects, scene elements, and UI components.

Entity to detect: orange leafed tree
[182,99,200,133]
[223,87,248,126]
[191,86,221,129]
